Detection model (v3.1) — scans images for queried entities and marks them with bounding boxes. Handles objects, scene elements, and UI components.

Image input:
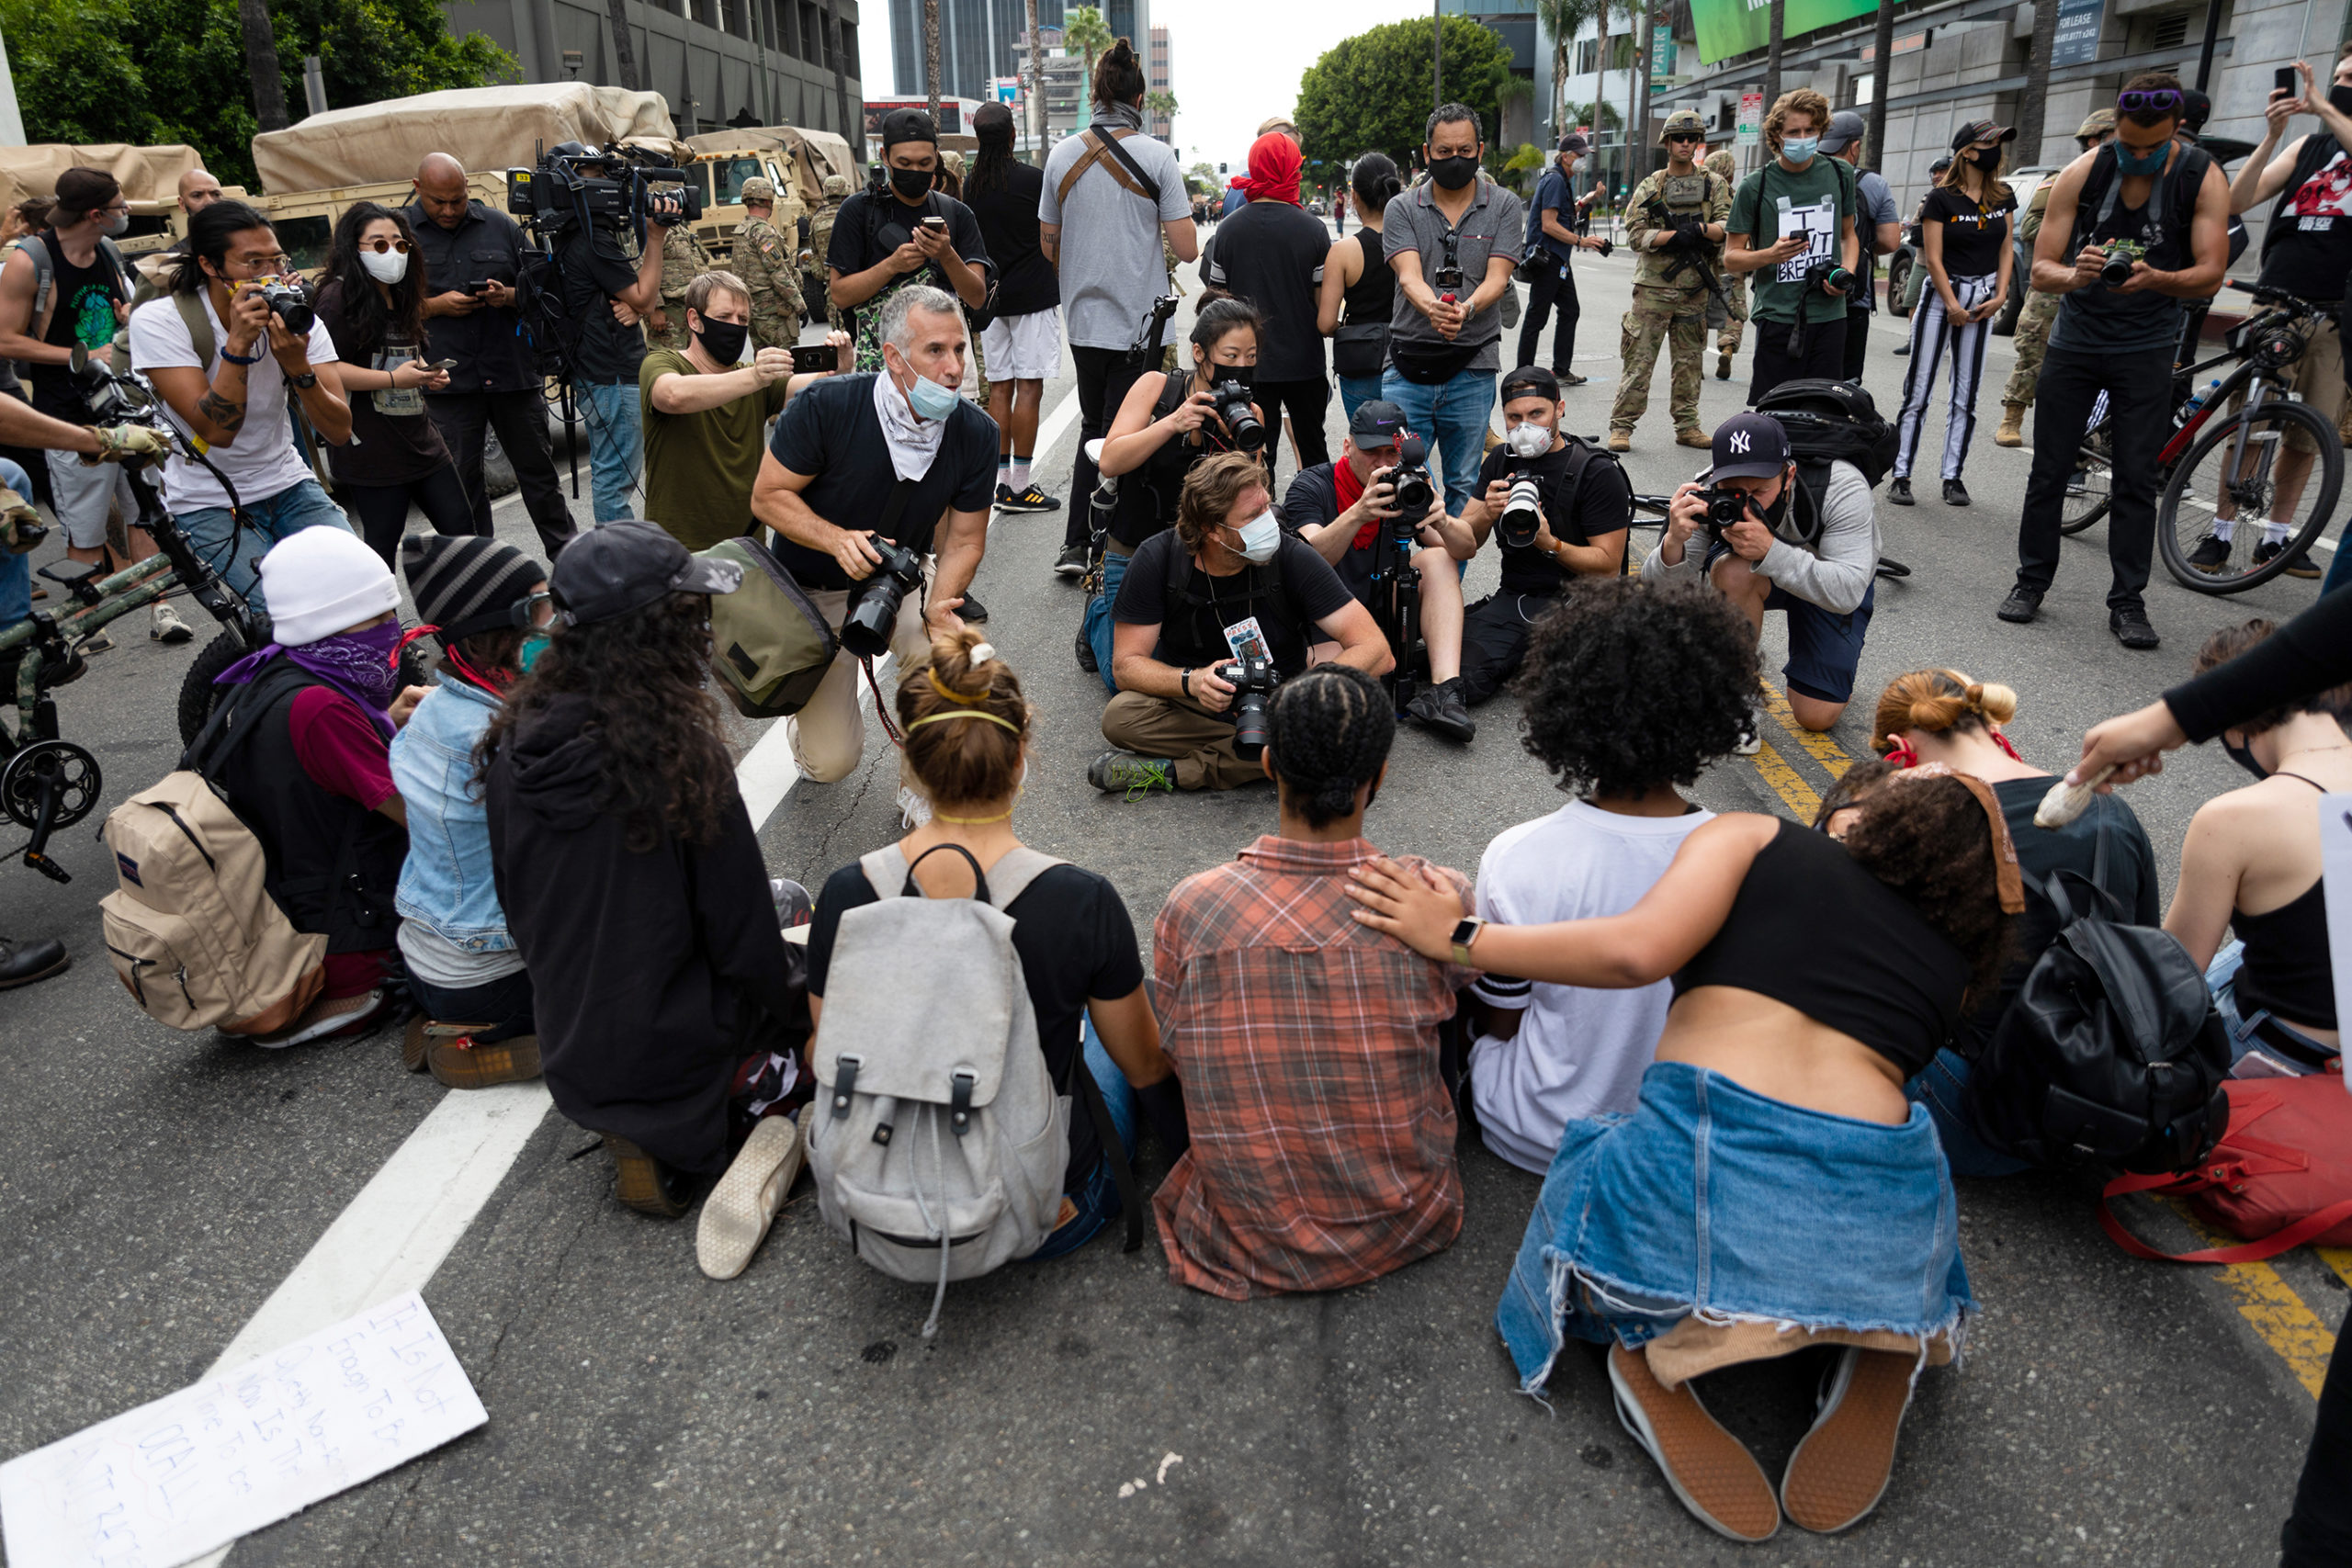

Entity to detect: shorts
[1766,580,1874,705]
[979,309,1064,382]
[44,448,138,550]
[2286,315,2345,455]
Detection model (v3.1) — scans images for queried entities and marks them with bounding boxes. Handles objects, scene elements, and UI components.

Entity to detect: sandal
[1608,1342,1781,1542]
[1780,1347,1917,1533]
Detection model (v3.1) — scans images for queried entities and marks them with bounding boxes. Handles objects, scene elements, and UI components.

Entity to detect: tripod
[1365,514,1424,716]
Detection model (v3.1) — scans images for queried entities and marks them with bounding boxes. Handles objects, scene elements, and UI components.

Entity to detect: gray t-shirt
[1639,457,1879,614]
[1382,176,1528,376]
[1855,168,1899,313]
[1040,125,1193,351]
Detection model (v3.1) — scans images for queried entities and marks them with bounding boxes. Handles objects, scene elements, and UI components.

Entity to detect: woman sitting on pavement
[2162,619,2350,1069]
[804,628,1188,1258]
[1349,764,2020,1542]
[390,534,551,1087]
[1865,668,2161,1176]
[480,522,811,1281]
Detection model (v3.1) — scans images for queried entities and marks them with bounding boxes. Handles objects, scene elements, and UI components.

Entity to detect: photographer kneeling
[1281,399,1476,741]
[1092,450,1392,795]
[1645,410,1877,736]
[1455,366,1632,706]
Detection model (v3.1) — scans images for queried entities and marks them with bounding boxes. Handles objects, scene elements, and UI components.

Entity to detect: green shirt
[1729,155,1855,324]
[638,347,792,551]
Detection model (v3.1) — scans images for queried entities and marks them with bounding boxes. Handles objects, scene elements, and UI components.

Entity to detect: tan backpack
[98,663,326,1034]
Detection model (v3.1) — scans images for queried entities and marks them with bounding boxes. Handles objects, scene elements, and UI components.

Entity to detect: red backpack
[2099,1074,2352,1262]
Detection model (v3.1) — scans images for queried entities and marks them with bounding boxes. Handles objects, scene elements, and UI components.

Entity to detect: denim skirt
[1496,1060,1974,1393]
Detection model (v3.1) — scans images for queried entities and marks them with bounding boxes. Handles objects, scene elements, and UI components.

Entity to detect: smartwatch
[1449,915,1487,967]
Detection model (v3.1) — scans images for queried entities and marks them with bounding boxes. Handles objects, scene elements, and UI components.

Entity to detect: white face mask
[1232,509,1281,564]
[1506,423,1554,459]
[358,247,410,285]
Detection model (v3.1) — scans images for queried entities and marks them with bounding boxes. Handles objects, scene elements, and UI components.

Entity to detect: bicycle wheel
[2059,424,2113,536]
[2158,398,2343,593]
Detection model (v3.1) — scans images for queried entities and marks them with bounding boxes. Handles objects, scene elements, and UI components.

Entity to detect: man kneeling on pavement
[1644,411,1878,738]
[1091,450,1392,795]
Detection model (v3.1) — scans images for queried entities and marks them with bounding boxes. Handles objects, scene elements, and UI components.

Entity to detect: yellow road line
[2319,1247,2352,1292]
[1748,737,1821,819]
[2168,1200,2336,1398]
[1758,684,1855,778]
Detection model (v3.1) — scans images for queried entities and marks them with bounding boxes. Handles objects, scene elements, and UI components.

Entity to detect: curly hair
[1810,755,1894,832]
[1871,668,2018,755]
[2191,618,2352,736]
[1841,773,2017,1010]
[1265,665,1395,829]
[1763,87,1831,151]
[899,626,1030,809]
[1513,577,1758,798]
[474,592,735,853]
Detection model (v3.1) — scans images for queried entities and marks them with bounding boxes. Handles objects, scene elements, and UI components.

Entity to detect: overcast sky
[859,0,1443,175]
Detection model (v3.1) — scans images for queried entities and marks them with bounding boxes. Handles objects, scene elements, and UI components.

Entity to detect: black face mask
[1428,154,1479,191]
[888,165,934,200]
[694,315,749,366]
[2222,733,2270,781]
[1203,358,1253,389]
[1972,146,2004,171]
[2332,83,2352,118]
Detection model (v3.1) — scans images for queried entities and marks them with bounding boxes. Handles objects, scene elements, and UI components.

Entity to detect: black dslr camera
[1216,655,1278,759]
[841,536,925,658]
[1387,434,1437,520]
[1693,486,1753,543]
[1210,379,1266,452]
[2098,239,2148,288]
[1803,257,1855,295]
[253,278,314,334]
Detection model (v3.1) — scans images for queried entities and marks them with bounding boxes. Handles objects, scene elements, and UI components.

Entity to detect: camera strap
[852,475,922,747]
[1056,124,1164,211]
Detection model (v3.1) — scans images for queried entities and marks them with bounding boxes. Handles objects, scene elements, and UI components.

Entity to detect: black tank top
[1340,232,1394,328]
[2233,772,2335,1028]
[1673,820,1970,1077]
[28,231,126,420]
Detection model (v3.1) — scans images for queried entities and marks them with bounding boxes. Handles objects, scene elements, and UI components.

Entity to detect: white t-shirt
[126,290,338,511]
[1469,798,1714,1174]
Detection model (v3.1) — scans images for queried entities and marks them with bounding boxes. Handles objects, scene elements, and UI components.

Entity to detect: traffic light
[1218,163,1228,174]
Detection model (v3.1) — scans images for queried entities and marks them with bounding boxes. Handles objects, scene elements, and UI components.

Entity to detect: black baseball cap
[551,520,741,626]
[1951,119,2017,151]
[1499,366,1562,404]
[1710,412,1791,481]
[1348,399,1408,445]
[881,107,939,150]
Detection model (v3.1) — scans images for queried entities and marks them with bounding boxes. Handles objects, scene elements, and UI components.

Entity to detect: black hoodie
[483,693,803,1176]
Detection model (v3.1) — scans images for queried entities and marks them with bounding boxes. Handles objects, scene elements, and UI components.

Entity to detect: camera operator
[750,286,995,824]
[1457,367,1632,708]
[404,152,575,558]
[1723,89,1860,402]
[1091,450,1391,796]
[126,199,355,613]
[1646,410,1877,736]
[1085,298,1272,683]
[827,107,993,376]
[1280,400,1476,742]
[1998,73,2229,650]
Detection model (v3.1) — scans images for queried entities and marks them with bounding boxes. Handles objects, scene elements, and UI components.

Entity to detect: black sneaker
[1087,750,1177,798]
[1888,478,1914,506]
[2187,534,2233,573]
[1053,543,1089,580]
[1004,482,1062,513]
[956,592,988,625]
[994,481,1019,511]
[1941,479,1970,507]
[1892,342,1910,357]
[2283,549,2324,580]
[1996,586,2041,624]
[2109,607,2161,649]
[1405,678,1476,743]
[1074,623,1098,673]
[2251,537,2320,578]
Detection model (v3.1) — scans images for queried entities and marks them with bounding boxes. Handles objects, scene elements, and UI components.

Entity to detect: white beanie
[259,525,400,647]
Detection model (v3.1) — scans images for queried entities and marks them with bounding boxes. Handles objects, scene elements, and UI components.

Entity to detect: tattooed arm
[148,363,250,447]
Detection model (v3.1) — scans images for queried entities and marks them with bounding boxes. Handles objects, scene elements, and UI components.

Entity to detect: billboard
[1690,0,1879,64]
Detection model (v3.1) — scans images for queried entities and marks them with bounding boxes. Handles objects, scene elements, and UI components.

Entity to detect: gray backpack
[806,842,1074,1337]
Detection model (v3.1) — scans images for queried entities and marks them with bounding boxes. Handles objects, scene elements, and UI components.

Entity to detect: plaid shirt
[1149,835,1472,1300]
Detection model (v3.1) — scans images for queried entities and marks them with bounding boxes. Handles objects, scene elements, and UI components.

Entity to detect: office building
[1148,23,1171,140]
[887,0,1148,105]
[1438,0,1549,152]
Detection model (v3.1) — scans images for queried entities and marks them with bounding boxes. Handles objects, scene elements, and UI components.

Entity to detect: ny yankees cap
[1710,412,1791,481]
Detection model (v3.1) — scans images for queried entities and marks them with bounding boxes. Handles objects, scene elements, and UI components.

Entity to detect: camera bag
[806,843,1138,1338]
[1966,818,2233,1176]
[698,534,838,718]
[2098,1074,2352,1262]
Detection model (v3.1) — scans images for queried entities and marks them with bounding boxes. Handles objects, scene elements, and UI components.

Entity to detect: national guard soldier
[807,174,852,331]
[646,216,718,354]
[1997,109,2118,446]
[734,175,806,352]
[1703,147,1747,380]
[1611,109,1731,453]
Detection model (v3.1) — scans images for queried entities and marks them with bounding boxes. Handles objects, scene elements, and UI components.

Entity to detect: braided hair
[1264,665,1395,829]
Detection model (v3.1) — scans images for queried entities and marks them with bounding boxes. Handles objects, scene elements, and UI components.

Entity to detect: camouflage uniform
[646,223,718,353]
[808,175,850,332]
[1703,150,1748,358]
[733,177,805,352]
[1611,162,1732,439]
[2001,175,2063,412]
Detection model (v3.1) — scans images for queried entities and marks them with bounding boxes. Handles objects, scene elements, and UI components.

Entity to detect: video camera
[841,535,926,659]
[1216,655,1278,759]
[505,141,705,241]
[1387,435,1436,520]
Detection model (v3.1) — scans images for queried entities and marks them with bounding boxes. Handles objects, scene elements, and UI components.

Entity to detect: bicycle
[2053,282,2343,593]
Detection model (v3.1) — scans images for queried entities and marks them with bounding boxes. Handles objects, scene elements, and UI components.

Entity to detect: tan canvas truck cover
[685,126,855,211]
[251,84,674,193]
[0,143,204,211]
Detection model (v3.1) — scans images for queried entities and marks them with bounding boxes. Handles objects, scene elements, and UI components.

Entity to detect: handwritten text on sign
[0,1292,486,1568]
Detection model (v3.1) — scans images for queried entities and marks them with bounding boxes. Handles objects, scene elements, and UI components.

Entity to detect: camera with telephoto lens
[1497,471,1545,550]
[1210,379,1266,452]
[840,535,925,659]
[2099,239,2149,288]
[1387,434,1436,521]
[254,278,314,335]
[1803,257,1855,295]
[1216,655,1279,759]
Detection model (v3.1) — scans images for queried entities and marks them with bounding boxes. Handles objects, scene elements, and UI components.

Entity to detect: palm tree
[1764,0,1784,111]
[923,0,942,120]
[1024,0,1045,152]
[825,0,854,151]
[2017,0,2057,161]
[1605,0,1645,191]
[601,0,641,92]
[1865,0,1894,170]
[1536,0,1603,143]
[1145,88,1178,138]
[236,0,289,131]
[1063,5,1114,101]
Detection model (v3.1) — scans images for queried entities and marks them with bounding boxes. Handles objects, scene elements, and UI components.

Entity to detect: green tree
[0,0,515,188]
[1061,4,1112,98]
[1293,14,1511,175]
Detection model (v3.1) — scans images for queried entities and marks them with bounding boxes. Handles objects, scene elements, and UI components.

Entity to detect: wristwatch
[1180,667,1193,699]
[288,371,318,389]
[1449,915,1487,966]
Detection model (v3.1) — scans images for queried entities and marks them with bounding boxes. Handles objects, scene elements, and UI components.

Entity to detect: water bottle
[2183,378,2222,416]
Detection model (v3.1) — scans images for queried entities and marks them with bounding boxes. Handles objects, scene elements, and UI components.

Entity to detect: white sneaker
[896,785,933,829]
[150,601,195,644]
[695,1111,806,1280]
[1734,719,1762,757]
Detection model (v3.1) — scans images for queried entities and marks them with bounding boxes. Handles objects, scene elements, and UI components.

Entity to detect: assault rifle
[1640,195,1728,311]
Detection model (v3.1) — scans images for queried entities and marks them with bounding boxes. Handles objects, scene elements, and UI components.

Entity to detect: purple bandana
[215,622,405,736]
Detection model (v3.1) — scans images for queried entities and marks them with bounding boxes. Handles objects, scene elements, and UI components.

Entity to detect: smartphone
[921,215,947,232]
[2278,66,2299,95]
[422,358,459,372]
[789,344,835,374]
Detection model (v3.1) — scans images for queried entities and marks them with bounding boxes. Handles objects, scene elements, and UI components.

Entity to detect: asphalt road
[1,235,2344,1567]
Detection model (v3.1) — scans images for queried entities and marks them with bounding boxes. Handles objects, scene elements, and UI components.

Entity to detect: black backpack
[1753,378,1899,490]
[1965,820,2232,1176]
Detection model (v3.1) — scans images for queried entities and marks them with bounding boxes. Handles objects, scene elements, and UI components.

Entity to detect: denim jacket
[390,677,514,952]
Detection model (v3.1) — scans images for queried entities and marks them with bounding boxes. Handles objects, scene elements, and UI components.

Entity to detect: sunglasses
[2116,88,2186,116]
[1665,133,1705,144]
[361,237,413,254]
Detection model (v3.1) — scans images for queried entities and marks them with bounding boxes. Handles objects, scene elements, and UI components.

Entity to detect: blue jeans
[1026,1018,1140,1262]
[1337,373,1386,427]
[408,967,536,1045]
[1379,367,1496,517]
[1081,546,1131,694]
[2324,540,2352,597]
[573,379,642,524]
[1906,1048,2033,1178]
[0,457,30,630]
[2208,939,2335,1068]
[177,478,354,616]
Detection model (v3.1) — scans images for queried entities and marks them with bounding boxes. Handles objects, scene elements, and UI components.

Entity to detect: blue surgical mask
[2114,139,2169,175]
[1233,509,1281,564]
[1781,136,1819,164]
[518,630,550,673]
[906,372,961,421]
